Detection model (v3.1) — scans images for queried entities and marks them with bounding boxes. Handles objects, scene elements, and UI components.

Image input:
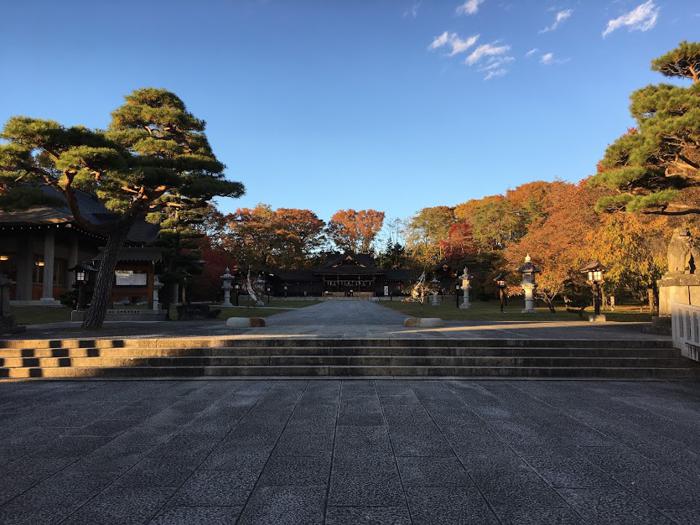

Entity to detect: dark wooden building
[269,253,419,298]
[0,187,160,307]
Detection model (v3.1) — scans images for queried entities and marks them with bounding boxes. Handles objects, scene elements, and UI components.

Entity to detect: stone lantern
[518,254,540,314]
[430,275,441,306]
[153,275,164,311]
[221,267,234,307]
[458,267,471,309]
[581,261,606,322]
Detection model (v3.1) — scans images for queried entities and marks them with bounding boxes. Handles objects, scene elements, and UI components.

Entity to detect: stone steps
[0,337,676,349]
[2,365,698,380]
[0,346,683,359]
[1,337,696,380]
[0,355,690,369]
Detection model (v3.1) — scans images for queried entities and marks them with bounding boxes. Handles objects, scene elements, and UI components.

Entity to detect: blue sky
[1,0,698,226]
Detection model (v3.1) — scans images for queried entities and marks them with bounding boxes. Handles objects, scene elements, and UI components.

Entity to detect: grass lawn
[11,306,72,325]
[380,299,652,323]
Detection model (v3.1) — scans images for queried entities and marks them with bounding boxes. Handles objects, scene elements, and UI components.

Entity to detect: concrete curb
[225,317,266,328]
[403,317,445,328]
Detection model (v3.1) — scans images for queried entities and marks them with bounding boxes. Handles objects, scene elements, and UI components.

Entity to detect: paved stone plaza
[1,379,699,524]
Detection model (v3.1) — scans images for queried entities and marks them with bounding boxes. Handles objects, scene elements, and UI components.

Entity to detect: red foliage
[439,222,477,262]
[189,236,237,301]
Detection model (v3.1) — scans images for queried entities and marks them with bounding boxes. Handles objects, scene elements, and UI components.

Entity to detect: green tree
[377,239,408,269]
[0,88,243,328]
[456,196,525,251]
[152,203,214,305]
[405,206,455,266]
[590,41,700,216]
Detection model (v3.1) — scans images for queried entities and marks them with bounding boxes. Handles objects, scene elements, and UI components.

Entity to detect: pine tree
[0,88,243,328]
[590,42,700,216]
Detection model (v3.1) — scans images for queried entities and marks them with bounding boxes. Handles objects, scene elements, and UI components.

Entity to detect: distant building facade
[268,253,419,298]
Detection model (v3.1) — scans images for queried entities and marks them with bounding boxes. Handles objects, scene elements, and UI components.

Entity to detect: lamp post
[455,284,461,308]
[582,261,606,322]
[234,283,240,306]
[494,273,507,313]
[518,254,540,314]
[458,267,471,309]
[221,267,234,307]
[70,262,96,310]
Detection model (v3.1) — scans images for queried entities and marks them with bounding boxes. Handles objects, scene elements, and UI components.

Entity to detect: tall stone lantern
[430,275,441,306]
[153,275,164,311]
[458,267,471,309]
[518,254,540,314]
[221,267,234,307]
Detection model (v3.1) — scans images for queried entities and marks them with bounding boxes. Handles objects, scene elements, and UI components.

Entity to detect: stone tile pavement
[1,379,699,524]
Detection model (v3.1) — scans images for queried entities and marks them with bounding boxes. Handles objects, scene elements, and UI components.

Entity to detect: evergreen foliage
[0,88,244,328]
[589,41,700,216]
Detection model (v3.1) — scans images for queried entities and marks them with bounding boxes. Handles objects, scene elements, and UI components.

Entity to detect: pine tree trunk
[81,226,131,330]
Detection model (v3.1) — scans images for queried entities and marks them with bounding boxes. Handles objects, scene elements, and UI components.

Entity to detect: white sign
[115,270,148,286]
[384,285,389,296]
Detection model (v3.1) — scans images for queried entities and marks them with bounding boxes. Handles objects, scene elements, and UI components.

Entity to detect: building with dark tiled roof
[0,187,160,306]
[268,253,420,298]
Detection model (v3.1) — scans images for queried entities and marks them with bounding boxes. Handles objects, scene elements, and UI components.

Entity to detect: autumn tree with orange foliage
[586,213,668,309]
[505,182,603,311]
[326,209,385,253]
[223,204,325,270]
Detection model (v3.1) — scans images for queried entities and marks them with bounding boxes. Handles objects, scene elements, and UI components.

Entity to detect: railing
[672,303,700,362]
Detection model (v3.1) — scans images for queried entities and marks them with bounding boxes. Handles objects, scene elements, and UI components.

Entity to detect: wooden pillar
[41,230,56,302]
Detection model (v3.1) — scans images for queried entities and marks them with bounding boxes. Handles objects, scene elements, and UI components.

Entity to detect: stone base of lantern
[587,314,607,323]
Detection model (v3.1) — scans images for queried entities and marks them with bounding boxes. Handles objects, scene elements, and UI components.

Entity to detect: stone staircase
[1,337,699,380]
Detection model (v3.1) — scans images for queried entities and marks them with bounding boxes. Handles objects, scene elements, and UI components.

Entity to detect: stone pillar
[67,236,79,288]
[41,230,56,303]
[14,234,33,301]
[522,283,536,313]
